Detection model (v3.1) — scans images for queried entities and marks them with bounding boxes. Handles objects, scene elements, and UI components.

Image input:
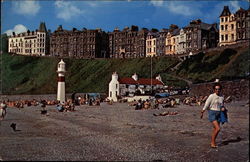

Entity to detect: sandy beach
[0,100,249,161]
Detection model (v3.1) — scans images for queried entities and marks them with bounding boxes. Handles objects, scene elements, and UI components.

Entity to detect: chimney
[132,73,138,81]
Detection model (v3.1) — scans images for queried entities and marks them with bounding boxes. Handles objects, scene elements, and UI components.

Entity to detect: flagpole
[151,56,152,94]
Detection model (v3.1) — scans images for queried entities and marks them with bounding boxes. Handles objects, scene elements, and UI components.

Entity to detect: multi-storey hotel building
[8,22,49,56]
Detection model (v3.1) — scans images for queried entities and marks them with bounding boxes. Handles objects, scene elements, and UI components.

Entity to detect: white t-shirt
[202,93,224,111]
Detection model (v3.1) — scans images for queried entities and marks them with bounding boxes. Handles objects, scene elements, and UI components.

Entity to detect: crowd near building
[7,6,250,58]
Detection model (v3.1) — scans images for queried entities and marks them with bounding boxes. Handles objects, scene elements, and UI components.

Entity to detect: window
[221,17,224,22]
[221,35,224,41]
[231,24,234,30]
[221,25,224,30]
[231,34,234,40]
[225,34,228,41]
[225,17,228,22]
[225,25,228,31]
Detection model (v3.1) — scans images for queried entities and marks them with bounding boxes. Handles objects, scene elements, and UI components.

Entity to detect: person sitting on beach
[129,100,137,107]
[144,99,150,109]
[56,103,64,112]
[135,100,142,110]
[153,111,178,116]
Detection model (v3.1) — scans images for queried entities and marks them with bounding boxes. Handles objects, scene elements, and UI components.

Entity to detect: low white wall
[124,96,152,102]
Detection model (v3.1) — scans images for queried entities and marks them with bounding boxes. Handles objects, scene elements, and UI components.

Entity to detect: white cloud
[12,0,40,16]
[5,24,28,36]
[86,1,99,7]
[203,1,245,23]
[55,1,84,21]
[150,1,202,16]
[230,1,241,12]
[166,2,198,16]
[150,0,164,7]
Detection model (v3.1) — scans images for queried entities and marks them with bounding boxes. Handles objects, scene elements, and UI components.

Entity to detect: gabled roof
[220,6,231,17]
[137,78,164,85]
[119,77,164,85]
[184,21,217,31]
[119,77,138,84]
[172,28,181,36]
[200,23,213,30]
[236,7,247,14]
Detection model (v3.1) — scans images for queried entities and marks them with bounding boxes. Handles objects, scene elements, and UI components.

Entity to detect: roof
[119,77,138,84]
[220,6,231,17]
[236,7,247,14]
[172,28,181,36]
[39,22,47,32]
[119,77,164,85]
[137,78,164,85]
[184,21,217,31]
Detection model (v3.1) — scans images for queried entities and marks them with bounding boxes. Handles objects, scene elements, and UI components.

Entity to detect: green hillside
[1,45,249,95]
[1,53,180,94]
[175,46,249,83]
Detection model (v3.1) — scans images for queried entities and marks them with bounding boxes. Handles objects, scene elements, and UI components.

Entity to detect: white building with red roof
[108,72,164,102]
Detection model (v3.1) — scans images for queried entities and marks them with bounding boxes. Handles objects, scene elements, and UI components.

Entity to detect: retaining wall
[189,79,249,101]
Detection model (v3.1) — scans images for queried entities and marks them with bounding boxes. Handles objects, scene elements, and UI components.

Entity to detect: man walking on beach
[0,101,7,120]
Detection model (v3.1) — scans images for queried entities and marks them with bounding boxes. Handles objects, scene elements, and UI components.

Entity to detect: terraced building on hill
[8,22,50,56]
[50,25,109,58]
[219,6,250,46]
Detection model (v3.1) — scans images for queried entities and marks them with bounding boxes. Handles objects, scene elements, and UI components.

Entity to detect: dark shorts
[208,110,221,122]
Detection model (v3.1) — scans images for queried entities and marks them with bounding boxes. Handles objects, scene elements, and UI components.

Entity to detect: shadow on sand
[219,137,242,146]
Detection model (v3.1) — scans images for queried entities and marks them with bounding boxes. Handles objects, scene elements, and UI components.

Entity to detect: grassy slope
[1,53,180,94]
[1,45,249,95]
[175,46,249,83]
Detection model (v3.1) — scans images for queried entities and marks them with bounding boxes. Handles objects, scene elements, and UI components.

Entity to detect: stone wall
[189,79,249,101]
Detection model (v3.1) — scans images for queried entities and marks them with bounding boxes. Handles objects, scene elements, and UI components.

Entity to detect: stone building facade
[219,6,237,46]
[219,6,250,46]
[235,7,250,42]
[109,26,149,58]
[175,28,187,54]
[156,29,168,56]
[184,19,219,53]
[165,28,180,55]
[146,31,158,57]
[50,25,109,58]
[8,22,49,56]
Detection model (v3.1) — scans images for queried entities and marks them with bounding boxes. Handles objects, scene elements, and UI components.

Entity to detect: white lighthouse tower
[108,72,120,102]
[57,59,66,103]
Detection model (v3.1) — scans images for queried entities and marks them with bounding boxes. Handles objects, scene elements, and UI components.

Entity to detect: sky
[2,0,249,36]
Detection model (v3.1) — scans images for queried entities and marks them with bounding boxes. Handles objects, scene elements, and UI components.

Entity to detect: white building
[8,22,49,56]
[176,28,187,54]
[108,72,164,102]
[146,32,158,57]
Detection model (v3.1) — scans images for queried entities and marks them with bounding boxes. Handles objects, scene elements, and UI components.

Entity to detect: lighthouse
[57,59,66,103]
[108,72,119,102]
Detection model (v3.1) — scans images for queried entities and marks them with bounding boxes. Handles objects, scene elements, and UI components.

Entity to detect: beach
[0,100,249,161]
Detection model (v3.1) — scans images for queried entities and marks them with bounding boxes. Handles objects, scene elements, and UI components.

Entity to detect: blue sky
[2,0,249,35]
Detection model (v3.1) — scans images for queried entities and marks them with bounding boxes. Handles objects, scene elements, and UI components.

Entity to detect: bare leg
[211,120,220,147]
